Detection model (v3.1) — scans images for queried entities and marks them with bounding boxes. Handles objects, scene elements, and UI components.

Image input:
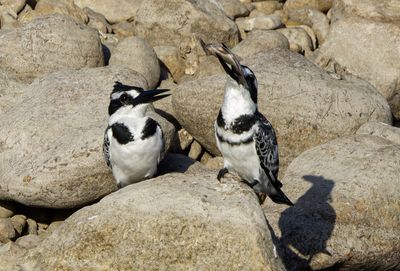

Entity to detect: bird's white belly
[219,140,261,182]
[110,135,162,187]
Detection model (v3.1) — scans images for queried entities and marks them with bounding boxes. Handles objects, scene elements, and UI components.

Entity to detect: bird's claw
[217,168,228,182]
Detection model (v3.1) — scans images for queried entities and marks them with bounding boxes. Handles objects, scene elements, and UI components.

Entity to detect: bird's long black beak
[133,89,170,105]
[199,39,247,87]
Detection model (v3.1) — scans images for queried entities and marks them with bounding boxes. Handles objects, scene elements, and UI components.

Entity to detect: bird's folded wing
[103,126,112,168]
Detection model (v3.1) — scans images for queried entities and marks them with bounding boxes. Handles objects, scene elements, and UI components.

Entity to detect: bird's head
[200,40,258,104]
[108,81,170,116]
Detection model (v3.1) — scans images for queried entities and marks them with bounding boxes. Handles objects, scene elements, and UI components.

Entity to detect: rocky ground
[0,0,399,270]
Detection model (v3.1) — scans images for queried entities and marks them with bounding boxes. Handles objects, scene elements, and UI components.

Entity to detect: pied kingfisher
[103,81,170,188]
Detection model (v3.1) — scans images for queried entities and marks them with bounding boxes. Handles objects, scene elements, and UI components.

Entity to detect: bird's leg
[217,168,228,182]
[246,179,258,188]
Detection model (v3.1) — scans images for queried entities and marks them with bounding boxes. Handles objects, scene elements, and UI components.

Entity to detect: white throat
[221,79,256,124]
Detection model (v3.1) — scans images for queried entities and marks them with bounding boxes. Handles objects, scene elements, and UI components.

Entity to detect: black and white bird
[201,41,293,206]
[103,81,170,188]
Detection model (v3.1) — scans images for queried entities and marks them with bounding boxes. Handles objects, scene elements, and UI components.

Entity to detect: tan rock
[0,0,26,14]
[10,215,26,236]
[357,122,400,145]
[188,140,203,160]
[283,0,334,13]
[0,218,15,242]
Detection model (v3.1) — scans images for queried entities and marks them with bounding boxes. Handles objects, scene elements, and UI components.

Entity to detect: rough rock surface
[0,14,104,83]
[109,36,160,89]
[357,121,400,145]
[0,0,26,14]
[264,135,400,270]
[14,171,285,270]
[134,0,239,48]
[0,70,25,114]
[0,66,151,208]
[172,49,392,172]
[232,30,289,59]
[283,0,334,13]
[18,0,88,24]
[217,0,249,19]
[314,17,400,118]
[74,0,143,24]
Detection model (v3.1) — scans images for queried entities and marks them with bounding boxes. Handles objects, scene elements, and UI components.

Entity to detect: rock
[277,27,314,53]
[283,0,334,13]
[0,70,26,114]
[0,14,104,83]
[314,17,400,119]
[157,153,207,176]
[0,242,27,271]
[330,0,400,23]
[10,215,26,236]
[188,140,203,160]
[134,0,239,48]
[236,14,283,33]
[204,156,224,170]
[25,219,38,235]
[0,66,150,208]
[111,21,135,38]
[252,1,282,15]
[0,0,26,14]
[19,0,88,24]
[0,201,16,218]
[74,0,143,24]
[21,171,284,270]
[15,234,42,249]
[154,46,185,82]
[0,218,15,242]
[232,30,289,59]
[83,7,111,34]
[264,135,400,270]
[288,7,330,44]
[172,48,392,172]
[109,37,160,89]
[0,6,18,29]
[357,122,400,145]
[216,0,249,19]
[199,151,212,164]
[177,129,194,153]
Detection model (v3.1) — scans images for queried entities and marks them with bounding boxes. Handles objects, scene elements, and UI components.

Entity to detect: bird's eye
[120,93,129,103]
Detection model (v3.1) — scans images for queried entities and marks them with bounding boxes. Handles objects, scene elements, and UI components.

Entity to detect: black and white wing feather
[254,112,282,187]
[103,126,112,168]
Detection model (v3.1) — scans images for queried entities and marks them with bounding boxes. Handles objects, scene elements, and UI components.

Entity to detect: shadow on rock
[157,153,196,175]
[268,175,336,271]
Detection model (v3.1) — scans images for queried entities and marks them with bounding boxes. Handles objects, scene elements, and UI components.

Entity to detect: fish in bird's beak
[199,39,248,87]
[133,88,170,105]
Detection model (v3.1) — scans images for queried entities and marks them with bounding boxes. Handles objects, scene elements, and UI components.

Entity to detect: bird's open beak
[199,39,247,86]
[133,89,170,105]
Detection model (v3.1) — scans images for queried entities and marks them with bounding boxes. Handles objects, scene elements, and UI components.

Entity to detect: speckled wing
[253,112,282,187]
[103,126,112,168]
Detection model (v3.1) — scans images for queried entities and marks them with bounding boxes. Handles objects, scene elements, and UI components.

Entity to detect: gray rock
[357,122,400,145]
[252,1,282,15]
[0,218,15,242]
[172,49,392,172]
[0,242,27,271]
[134,0,239,48]
[83,7,111,34]
[74,0,143,24]
[314,17,400,119]
[25,219,38,235]
[0,66,150,208]
[232,30,289,59]
[109,37,160,89]
[283,0,334,13]
[331,0,400,23]
[154,45,185,82]
[216,0,249,19]
[0,201,16,218]
[264,135,400,270]
[0,14,104,83]
[10,215,26,236]
[20,171,284,270]
[0,0,26,14]
[277,27,313,53]
[288,7,330,44]
[0,6,18,29]
[15,234,42,249]
[111,21,135,38]
[236,14,283,32]
[18,0,88,24]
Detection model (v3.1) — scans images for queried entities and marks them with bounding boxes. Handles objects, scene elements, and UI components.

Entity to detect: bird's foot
[217,168,228,182]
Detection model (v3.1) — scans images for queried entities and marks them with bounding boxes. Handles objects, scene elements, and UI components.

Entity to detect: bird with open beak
[200,40,293,206]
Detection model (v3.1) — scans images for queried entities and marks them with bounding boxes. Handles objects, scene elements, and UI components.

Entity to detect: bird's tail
[265,180,294,206]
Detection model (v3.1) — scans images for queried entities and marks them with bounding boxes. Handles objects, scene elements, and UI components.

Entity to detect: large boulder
[16,171,284,270]
[0,70,25,114]
[134,0,239,48]
[0,66,171,209]
[357,121,400,145]
[283,0,334,13]
[74,0,143,24]
[314,17,400,119]
[109,37,160,89]
[264,134,400,270]
[0,14,104,83]
[172,49,392,172]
